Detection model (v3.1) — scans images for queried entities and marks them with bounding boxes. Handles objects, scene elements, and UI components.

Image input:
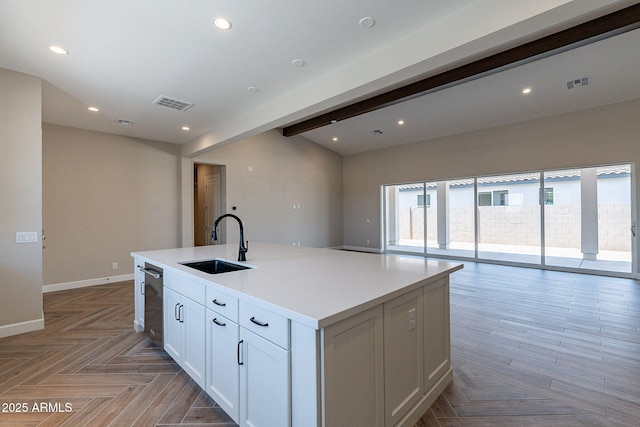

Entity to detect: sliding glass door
[425,179,475,258]
[544,166,633,273]
[383,163,635,276]
[477,173,541,264]
[384,183,425,254]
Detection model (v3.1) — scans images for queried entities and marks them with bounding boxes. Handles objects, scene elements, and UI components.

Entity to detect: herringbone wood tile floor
[416,263,640,427]
[1,262,639,426]
[0,282,234,426]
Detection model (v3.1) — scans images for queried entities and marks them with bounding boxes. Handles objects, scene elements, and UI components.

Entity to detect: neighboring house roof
[398,165,630,191]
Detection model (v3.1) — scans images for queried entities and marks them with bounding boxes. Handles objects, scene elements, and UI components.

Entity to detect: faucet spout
[211,213,248,261]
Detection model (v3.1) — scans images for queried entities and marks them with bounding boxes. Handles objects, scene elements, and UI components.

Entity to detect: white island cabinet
[132,243,462,427]
[163,270,206,389]
[205,287,240,422]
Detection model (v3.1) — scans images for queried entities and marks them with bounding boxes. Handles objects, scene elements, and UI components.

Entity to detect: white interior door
[205,174,221,245]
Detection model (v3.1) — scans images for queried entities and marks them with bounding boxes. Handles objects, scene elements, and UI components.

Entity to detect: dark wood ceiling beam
[282,3,640,137]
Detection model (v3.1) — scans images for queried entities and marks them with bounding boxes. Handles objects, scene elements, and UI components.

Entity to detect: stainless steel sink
[180,258,252,274]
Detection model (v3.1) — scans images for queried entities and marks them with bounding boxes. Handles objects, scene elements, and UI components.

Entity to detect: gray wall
[343,99,640,263]
[0,68,43,334]
[42,124,181,286]
[195,130,343,248]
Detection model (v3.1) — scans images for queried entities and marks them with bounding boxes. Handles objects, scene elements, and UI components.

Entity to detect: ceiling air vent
[152,95,194,112]
[566,77,589,89]
[371,129,384,135]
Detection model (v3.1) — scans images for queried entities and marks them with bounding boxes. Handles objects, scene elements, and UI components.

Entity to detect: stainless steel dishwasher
[141,263,163,348]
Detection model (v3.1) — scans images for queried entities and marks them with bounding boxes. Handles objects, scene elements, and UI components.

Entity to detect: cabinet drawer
[164,270,206,303]
[239,301,289,349]
[206,286,239,322]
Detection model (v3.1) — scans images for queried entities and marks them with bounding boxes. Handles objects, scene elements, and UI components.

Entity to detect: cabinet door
[182,296,206,389]
[239,328,290,427]
[384,288,423,426]
[134,261,145,332]
[163,287,182,361]
[424,279,451,392]
[206,310,240,423]
[322,305,384,427]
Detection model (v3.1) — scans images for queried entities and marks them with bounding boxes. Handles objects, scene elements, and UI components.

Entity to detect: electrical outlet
[112,262,118,270]
[409,308,416,331]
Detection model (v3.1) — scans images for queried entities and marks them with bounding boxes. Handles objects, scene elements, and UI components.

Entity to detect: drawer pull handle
[212,299,226,307]
[250,316,269,327]
[212,317,226,327]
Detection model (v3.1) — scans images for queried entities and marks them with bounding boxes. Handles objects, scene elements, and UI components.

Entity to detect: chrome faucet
[211,214,248,261]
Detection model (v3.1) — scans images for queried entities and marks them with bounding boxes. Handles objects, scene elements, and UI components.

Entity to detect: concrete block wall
[598,203,632,251]
[399,203,631,251]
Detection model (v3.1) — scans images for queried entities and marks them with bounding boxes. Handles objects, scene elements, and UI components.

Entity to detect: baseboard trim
[397,367,453,427]
[43,273,134,293]
[340,245,382,254]
[0,316,45,338]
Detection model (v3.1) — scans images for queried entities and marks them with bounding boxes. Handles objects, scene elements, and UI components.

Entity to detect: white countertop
[132,243,462,329]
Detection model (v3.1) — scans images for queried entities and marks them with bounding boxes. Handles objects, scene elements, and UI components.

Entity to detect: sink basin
[181,258,252,274]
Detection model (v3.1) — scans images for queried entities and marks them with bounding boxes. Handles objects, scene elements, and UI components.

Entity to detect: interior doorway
[194,163,226,246]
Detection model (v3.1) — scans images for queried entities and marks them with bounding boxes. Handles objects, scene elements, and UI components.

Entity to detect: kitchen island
[132,242,462,427]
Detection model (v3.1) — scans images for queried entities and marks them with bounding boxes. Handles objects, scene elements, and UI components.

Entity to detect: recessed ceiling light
[87,106,99,112]
[213,17,232,30]
[332,137,338,142]
[397,120,405,125]
[49,45,69,55]
[291,59,305,68]
[182,126,190,131]
[522,87,532,94]
[247,86,259,93]
[359,17,376,29]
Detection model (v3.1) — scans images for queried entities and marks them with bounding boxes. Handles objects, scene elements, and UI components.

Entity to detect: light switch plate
[16,231,38,243]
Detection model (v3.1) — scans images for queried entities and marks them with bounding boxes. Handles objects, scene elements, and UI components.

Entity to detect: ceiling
[1,0,638,156]
[302,27,640,154]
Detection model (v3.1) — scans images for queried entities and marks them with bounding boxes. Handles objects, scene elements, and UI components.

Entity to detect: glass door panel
[477,173,541,264]
[593,165,632,273]
[544,165,633,273]
[384,184,425,254]
[426,179,475,258]
[544,169,583,268]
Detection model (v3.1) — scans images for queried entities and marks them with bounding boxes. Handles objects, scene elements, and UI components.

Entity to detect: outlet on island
[409,308,416,331]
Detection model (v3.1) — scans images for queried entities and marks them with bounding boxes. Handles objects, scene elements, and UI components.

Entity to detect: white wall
[42,124,181,288]
[343,99,640,265]
[194,130,343,248]
[0,68,43,336]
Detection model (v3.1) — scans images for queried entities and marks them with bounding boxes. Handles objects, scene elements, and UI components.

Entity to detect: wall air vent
[567,77,589,89]
[116,119,136,125]
[152,95,194,112]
